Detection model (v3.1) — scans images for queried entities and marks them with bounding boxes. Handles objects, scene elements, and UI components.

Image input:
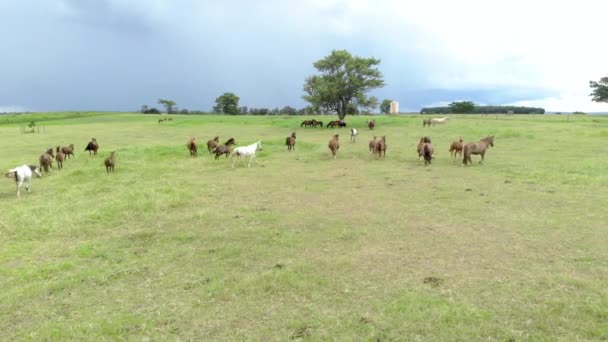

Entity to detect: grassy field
[1,112,607,340]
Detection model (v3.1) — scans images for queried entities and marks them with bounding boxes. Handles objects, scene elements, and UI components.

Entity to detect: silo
[390,101,399,114]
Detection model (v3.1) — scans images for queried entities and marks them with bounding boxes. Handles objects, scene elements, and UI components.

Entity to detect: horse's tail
[422,144,432,163]
[285,137,290,145]
[462,144,470,164]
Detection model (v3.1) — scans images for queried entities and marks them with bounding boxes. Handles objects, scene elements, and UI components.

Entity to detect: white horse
[431,117,449,125]
[5,165,42,197]
[350,128,358,143]
[230,141,263,168]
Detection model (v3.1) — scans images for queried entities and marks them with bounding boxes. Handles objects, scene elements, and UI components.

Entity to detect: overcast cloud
[1,0,607,112]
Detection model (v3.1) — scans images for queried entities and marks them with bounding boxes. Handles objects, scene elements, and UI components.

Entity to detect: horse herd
[5,117,495,197]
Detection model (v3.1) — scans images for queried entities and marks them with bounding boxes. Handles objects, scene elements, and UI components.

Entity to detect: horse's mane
[224,138,236,145]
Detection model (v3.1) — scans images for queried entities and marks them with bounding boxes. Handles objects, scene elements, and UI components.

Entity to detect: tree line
[420,101,545,114]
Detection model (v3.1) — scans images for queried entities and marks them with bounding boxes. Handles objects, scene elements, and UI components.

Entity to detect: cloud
[0,0,607,112]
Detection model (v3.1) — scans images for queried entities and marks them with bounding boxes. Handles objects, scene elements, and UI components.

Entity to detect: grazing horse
[421,140,434,166]
[431,117,449,125]
[39,148,54,173]
[207,136,220,153]
[417,137,432,161]
[313,120,323,127]
[462,136,494,166]
[328,134,340,159]
[350,128,358,143]
[230,141,262,168]
[55,146,65,170]
[422,118,432,127]
[300,120,314,128]
[5,165,41,197]
[286,132,296,151]
[187,137,198,157]
[104,151,116,173]
[85,138,99,155]
[369,136,377,152]
[449,136,464,159]
[327,120,346,128]
[368,120,376,130]
[213,138,236,159]
[374,136,387,158]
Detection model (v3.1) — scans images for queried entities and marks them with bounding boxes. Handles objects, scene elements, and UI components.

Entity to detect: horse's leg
[480,152,485,164]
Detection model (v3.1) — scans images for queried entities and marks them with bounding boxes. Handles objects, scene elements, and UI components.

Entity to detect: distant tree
[380,99,392,114]
[449,101,476,114]
[572,111,586,115]
[238,106,249,114]
[157,99,176,114]
[213,93,240,114]
[303,50,385,119]
[140,105,149,114]
[28,121,36,128]
[280,106,297,115]
[180,109,189,114]
[589,76,608,103]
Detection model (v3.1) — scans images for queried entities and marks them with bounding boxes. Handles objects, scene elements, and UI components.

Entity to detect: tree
[157,99,176,114]
[213,93,240,115]
[589,76,608,103]
[448,101,475,114]
[380,99,392,114]
[303,50,384,120]
[279,106,297,115]
[140,105,149,113]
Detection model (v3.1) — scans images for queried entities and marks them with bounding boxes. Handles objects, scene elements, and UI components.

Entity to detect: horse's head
[423,136,431,143]
[213,136,219,142]
[225,138,235,145]
[333,134,339,140]
[381,136,386,142]
[291,132,296,138]
[256,141,263,151]
[29,165,42,178]
[488,136,494,147]
[56,146,61,153]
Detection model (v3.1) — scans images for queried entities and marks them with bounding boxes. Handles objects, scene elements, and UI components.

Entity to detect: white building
[390,101,399,114]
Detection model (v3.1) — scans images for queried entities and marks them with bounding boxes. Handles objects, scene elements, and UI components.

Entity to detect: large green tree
[303,50,384,120]
[157,99,176,114]
[449,101,475,114]
[380,99,392,114]
[213,93,240,115]
[589,76,608,103]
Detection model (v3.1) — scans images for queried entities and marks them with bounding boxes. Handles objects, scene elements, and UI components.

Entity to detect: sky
[1,0,607,113]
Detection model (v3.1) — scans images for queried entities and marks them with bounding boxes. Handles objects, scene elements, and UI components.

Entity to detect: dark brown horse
[85,138,99,155]
[449,136,464,159]
[421,140,434,166]
[328,134,340,159]
[300,120,314,128]
[417,137,431,161]
[286,132,296,151]
[207,136,220,153]
[462,136,494,166]
[187,137,198,157]
[104,151,116,173]
[56,146,65,170]
[39,149,54,173]
[60,144,75,159]
[326,120,346,128]
[374,136,386,158]
[369,136,377,152]
[422,118,432,127]
[213,138,236,159]
[313,119,323,127]
[368,120,376,130]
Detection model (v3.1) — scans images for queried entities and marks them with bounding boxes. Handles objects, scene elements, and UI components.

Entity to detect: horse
[374,136,387,158]
[286,132,296,151]
[313,120,323,127]
[369,136,377,152]
[421,140,434,166]
[327,120,346,128]
[5,165,41,197]
[104,151,116,173]
[462,136,494,166]
[59,144,75,159]
[187,137,198,157]
[55,146,65,170]
[230,141,262,168]
[350,128,358,143]
[368,120,376,130]
[449,136,464,159]
[417,137,432,161]
[300,120,314,128]
[39,148,54,173]
[328,134,340,159]
[422,118,432,127]
[207,136,220,153]
[213,138,236,159]
[431,117,449,125]
[85,138,99,155]
[158,119,164,124]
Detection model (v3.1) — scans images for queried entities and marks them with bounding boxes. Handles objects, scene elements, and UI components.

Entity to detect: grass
[1,113,608,340]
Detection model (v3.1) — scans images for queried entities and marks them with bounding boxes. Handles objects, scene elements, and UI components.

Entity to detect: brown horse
[417,137,431,161]
[369,136,377,152]
[104,151,116,173]
[39,149,54,173]
[85,138,99,155]
[56,146,65,170]
[421,140,434,166]
[326,120,346,128]
[422,118,432,127]
[59,144,75,159]
[313,120,323,127]
[374,136,386,158]
[462,136,494,166]
[449,136,464,159]
[368,119,376,130]
[187,137,198,157]
[328,134,340,159]
[207,136,220,153]
[300,120,314,128]
[213,138,236,159]
[286,132,296,151]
